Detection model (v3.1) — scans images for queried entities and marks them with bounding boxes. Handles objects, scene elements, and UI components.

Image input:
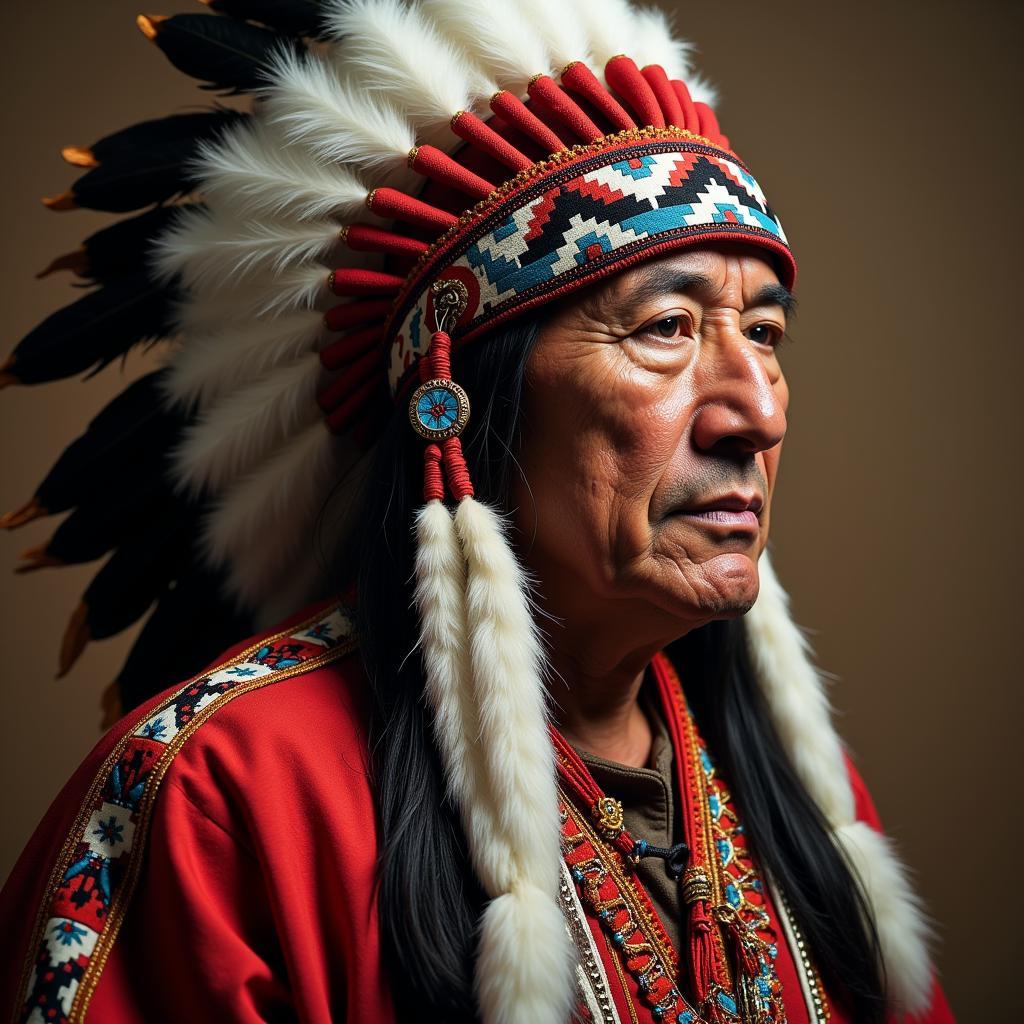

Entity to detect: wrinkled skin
[512,243,792,762]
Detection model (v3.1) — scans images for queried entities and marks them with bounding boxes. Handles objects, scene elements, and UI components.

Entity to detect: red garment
[1,601,954,1023]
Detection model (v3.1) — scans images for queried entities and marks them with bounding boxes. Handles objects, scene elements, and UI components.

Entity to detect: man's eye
[746,323,782,347]
[646,316,688,339]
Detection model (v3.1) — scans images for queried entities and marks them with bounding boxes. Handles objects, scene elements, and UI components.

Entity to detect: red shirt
[0,600,954,1023]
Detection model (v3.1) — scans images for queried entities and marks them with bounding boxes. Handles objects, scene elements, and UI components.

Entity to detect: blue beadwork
[415,386,459,431]
[612,931,625,946]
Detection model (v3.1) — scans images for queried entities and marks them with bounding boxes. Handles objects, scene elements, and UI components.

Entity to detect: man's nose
[689,330,787,455]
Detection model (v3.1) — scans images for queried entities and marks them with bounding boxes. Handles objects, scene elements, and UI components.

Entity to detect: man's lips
[669,492,763,530]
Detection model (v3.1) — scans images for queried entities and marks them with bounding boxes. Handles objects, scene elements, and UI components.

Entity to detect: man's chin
[679,550,761,619]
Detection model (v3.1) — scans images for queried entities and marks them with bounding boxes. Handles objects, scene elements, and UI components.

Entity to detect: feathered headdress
[3,1,931,1020]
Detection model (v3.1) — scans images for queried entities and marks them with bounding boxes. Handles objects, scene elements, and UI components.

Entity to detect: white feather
[262,47,417,178]
[516,0,592,70]
[194,118,371,222]
[569,0,638,69]
[163,310,325,411]
[172,353,325,496]
[422,0,551,94]
[155,209,341,291]
[630,6,694,80]
[687,71,719,109]
[835,822,934,1013]
[202,423,355,608]
[325,0,490,126]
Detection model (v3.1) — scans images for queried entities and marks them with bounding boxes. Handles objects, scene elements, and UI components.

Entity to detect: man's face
[512,244,792,644]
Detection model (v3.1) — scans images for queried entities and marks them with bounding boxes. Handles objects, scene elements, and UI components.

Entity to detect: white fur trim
[746,550,854,825]
[476,884,575,1024]
[749,549,934,1013]
[835,822,934,1013]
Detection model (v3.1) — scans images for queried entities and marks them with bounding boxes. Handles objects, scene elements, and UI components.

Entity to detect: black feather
[83,503,193,640]
[9,272,178,385]
[35,372,185,515]
[68,207,187,282]
[114,565,253,712]
[68,112,246,212]
[84,110,247,165]
[45,484,169,565]
[204,0,328,39]
[147,13,304,93]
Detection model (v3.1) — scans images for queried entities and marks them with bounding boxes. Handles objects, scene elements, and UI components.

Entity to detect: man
[0,1,955,1021]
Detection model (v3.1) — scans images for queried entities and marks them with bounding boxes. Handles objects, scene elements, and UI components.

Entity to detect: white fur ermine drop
[746,549,933,1013]
[453,496,574,1024]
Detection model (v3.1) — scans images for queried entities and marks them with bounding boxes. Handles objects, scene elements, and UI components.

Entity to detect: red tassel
[409,144,495,200]
[641,64,685,128]
[368,187,458,232]
[450,111,532,172]
[319,326,382,371]
[670,79,700,135]
[604,55,665,128]
[527,75,601,143]
[422,443,444,502]
[490,90,565,155]
[441,436,474,500]
[561,60,636,132]
[328,268,404,297]
[343,223,429,258]
[323,299,392,333]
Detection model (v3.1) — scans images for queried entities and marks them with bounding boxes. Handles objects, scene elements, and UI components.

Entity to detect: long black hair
[330,314,887,1022]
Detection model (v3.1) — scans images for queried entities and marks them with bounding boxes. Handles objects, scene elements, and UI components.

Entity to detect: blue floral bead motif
[611,931,625,947]
[409,378,470,440]
[416,387,459,431]
[571,867,585,884]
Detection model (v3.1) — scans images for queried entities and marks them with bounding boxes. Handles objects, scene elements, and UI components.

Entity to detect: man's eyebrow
[749,282,797,318]
[600,267,796,318]
[613,268,714,310]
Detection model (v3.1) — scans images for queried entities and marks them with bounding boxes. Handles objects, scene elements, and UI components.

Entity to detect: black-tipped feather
[147,13,303,93]
[83,503,192,640]
[60,207,185,283]
[67,113,245,212]
[204,0,329,39]
[35,372,185,514]
[9,273,178,384]
[114,564,253,712]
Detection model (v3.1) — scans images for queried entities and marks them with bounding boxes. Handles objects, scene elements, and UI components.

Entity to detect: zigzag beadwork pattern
[389,137,790,390]
[15,606,354,1024]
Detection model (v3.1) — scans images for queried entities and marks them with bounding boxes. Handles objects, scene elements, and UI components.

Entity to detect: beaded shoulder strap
[12,604,357,1024]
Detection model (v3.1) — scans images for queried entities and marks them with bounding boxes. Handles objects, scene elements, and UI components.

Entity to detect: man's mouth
[671,492,763,531]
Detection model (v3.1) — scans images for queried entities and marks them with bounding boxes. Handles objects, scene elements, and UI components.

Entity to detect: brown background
[2,1,1020,1016]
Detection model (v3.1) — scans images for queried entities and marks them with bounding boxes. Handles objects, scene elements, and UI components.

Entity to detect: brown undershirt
[572,677,686,956]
